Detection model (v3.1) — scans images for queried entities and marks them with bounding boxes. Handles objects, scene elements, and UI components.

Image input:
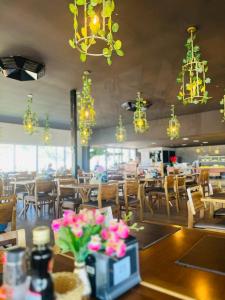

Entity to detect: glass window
[65,147,72,170]
[56,147,65,170]
[15,145,36,172]
[0,144,14,172]
[38,146,57,172]
[90,148,106,171]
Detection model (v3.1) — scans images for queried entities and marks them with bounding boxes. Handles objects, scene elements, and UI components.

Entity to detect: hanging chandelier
[177,26,211,105]
[80,125,92,146]
[220,92,225,122]
[68,0,124,65]
[133,92,149,133]
[115,115,126,142]
[167,105,180,140]
[23,94,38,135]
[43,114,51,145]
[78,71,96,128]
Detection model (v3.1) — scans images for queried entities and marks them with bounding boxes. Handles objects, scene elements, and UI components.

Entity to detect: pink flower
[101,228,109,240]
[117,221,130,239]
[109,220,119,232]
[52,219,63,232]
[105,245,115,256]
[71,223,83,238]
[63,210,76,226]
[116,241,126,258]
[88,235,102,252]
[95,213,105,225]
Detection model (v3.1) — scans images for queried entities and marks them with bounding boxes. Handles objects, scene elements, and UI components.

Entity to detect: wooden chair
[149,176,179,216]
[0,195,17,231]
[198,169,209,196]
[120,180,143,221]
[175,176,187,202]
[187,186,225,230]
[57,178,80,216]
[24,179,56,216]
[81,183,120,219]
[0,229,26,248]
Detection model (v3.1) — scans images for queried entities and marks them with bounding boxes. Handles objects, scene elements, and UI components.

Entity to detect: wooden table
[53,253,176,300]
[139,227,225,300]
[202,193,225,217]
[54,227,225,299]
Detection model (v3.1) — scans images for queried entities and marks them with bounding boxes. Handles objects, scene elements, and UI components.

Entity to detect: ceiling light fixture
[202,141,208,144]
[220,92,225,122]
[115,115,126,143]
[193,140,199,142]
[23,94,39,135]
[182,137,189,141]
[167,105,180,140]
[133,92,149,134]
[68,0,124,65]
[177,26,211,105]
[43,114,51,145]
[78,71,96,146]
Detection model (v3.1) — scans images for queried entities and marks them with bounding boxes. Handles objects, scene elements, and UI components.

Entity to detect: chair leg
[165,195,170,216]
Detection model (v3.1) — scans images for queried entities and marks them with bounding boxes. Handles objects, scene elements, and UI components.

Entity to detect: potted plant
[52,209,130,297]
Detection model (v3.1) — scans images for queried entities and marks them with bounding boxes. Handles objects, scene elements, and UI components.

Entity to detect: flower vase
[74,261,91,298]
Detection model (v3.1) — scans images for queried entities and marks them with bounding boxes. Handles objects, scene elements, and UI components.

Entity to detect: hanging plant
[68,0,124,65]
[23,94,39,135]
[219,92,225,122]
[177,27,211,105]
[115,115,126,142]
[167,105,180,140]
[43,114,52,145]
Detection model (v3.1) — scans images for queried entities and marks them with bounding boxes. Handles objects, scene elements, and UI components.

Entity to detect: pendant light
[115,115,126,143]
[133,92,149,133]
[43,114,51,145]
[68,0,124,65]
[167,105,180,140]
[177,26,211,105]
[220,92,225,122]
[23,94,38,135]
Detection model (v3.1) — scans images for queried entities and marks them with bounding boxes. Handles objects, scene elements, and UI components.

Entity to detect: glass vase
[74,261,91,298]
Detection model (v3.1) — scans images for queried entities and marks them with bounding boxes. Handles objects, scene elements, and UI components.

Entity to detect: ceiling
[0,0,225,135]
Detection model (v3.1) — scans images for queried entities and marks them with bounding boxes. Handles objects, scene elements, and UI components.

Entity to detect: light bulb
[93,14,99,25]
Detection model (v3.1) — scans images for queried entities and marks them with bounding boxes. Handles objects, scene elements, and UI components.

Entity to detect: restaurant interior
[0,0,225,299]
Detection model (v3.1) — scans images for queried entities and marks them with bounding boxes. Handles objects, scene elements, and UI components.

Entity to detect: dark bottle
[26,226,55,300]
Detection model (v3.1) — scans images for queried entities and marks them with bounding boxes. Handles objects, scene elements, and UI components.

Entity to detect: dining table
[53,227,225,300]
[201,192,225,217]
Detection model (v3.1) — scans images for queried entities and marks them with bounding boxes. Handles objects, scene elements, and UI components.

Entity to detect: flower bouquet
[52,209,130,296]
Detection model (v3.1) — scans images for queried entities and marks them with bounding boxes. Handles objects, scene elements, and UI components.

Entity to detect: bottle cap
[33,226,50,245]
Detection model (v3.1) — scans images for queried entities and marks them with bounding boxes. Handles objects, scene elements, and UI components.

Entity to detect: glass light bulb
[93,14,99,25]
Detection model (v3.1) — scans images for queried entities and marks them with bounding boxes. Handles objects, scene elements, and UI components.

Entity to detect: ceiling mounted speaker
[121,99,152,112]
[0,56,45,81]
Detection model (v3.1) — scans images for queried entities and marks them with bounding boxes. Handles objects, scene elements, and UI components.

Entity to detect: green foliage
[68,0,124,65]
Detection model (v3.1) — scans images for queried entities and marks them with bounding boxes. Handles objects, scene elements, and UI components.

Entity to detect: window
[38,146,57,172]
[0,144,14,172]
[65,147,72,170]
[15,145,36,172]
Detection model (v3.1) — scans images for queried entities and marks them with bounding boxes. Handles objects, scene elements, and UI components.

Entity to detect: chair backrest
[35,179,55,194]
[0,195,16,230]
[57,178,77,197]
[176,176,186,189]
[164,175,175,190]
[124,180,139,197]
[0,229,26,247]
[187,185,204,215]
[98,183,118,208]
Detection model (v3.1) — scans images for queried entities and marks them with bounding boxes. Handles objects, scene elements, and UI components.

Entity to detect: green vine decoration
[177,27,211,105]
[69,0,124,65]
